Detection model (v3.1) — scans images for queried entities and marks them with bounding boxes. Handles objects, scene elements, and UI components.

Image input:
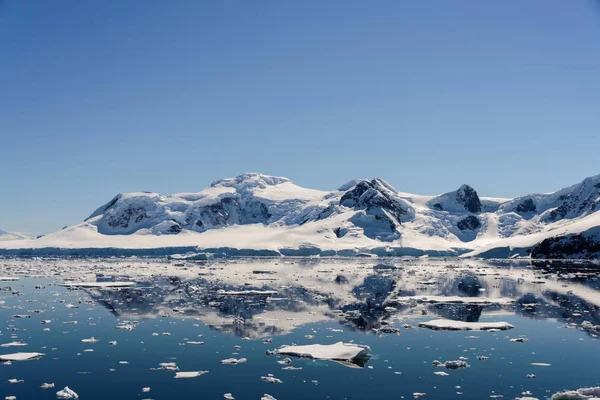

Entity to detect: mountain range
[1,172,599,258]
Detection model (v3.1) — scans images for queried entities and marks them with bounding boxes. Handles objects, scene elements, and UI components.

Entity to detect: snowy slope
[0,229,31,241]
[2,172,600,258]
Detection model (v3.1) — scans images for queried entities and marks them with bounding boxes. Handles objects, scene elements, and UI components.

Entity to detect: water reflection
[68,259,600,339]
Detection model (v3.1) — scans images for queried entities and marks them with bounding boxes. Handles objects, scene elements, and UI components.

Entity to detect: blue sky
[2,1,600,234]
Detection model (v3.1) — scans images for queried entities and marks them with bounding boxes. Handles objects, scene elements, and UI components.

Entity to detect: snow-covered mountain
[0,229,31,241]
[1,172,599,258]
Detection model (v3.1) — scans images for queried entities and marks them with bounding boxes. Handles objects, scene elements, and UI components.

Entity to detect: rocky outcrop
[456,185,482,213]
[457,215,481,231]
[428,184,481,213]
[530,227,600,259]
[340,179,408,222]
[516,198,536,213]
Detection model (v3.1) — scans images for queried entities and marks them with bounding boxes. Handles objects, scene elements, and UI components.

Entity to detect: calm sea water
[0,258,599,400]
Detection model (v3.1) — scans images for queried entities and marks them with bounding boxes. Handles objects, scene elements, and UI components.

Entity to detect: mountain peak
[211,173,291,190]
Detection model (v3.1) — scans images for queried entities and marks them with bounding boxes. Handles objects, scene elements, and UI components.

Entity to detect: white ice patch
[220,358,247,365]
[61,282,135,288]
[418,319,514,331]
[0,352,45,361]
[174,371,209,379]
[274,342,370,362]
[394,296,514,305]
[551,387,600,400]
[56,386,79,399]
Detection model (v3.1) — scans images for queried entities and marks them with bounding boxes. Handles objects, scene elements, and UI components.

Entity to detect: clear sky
[2,0,600,235]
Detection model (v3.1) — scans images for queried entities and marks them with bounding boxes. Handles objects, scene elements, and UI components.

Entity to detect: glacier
[1,172,599,258]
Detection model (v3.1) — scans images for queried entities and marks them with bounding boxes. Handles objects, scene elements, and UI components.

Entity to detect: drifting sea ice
[551,386,600,399]
[273,342,370,362]
[174,371,209,379]
[418,319,514,331]
[0,352,45,361]
[56,386,79,399]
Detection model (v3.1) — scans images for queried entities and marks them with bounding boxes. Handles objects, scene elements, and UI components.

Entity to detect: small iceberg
[551,387,600,399]
[174,371,209,379]
[56,386,79,399]
[273,342,370,366]
[221,358,247,365]
[61,282,135,288]
[418,319,514,331]
[0,352,45,361]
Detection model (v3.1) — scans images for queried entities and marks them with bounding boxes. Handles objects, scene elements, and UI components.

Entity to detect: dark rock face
[241,200,271,222]
[546,179,600,221]
[106,204,148,229]
[456,185,482,213]
[516,198,536,213]
[432,203,443,211]
[333,227,347,238]
[457,215,481,231]
[340,179,406,222]
[167,222,182,234]
[531,233,600,259]
[196,197,241,229]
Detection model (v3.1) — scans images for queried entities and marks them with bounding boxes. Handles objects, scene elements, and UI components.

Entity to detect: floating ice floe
[432,359,469,369]
[0,277,18,281]
[81,337,99,343]
[551,386,600,399]
[221,358,247,365]
[510,338,528,343]
[261,395,277,400]
[261,375,283,384]
[434,371,449,376]
[273,342,370,362]
[60,282,135,288]
[7,379,24,384]
[217,289,278,296]
[530,363,551,367]
[142,387,150,392]
[582,321,600,332]
[40,383,54,389]
[393,296,514,305]
[0,342,27,348]
[224,394,235,400]
[174,371,209,379]
[56,386,79,399]
[418,319,514,331]
[0,352,45,361]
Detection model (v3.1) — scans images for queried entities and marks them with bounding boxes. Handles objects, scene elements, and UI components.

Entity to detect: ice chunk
[217,289,278,296]
[7,379,24,384]
[224,394,235,400]
[0,352,45,361]
[418,319,514,331]
[274,342,370,362]
[0,342,27,348]
[142,387,150,393]
[61,282,134,288]
[432,359,469,369]
[261,375,283,384]
[40,383,55,389]
[174,371,209,379]
[56,386,79,399]
[551,387,600,399]
[394,296,514,305]
[262,395,277,400]
[220,358,247,365]
[530,363,551,367]
[81,337,99,343]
